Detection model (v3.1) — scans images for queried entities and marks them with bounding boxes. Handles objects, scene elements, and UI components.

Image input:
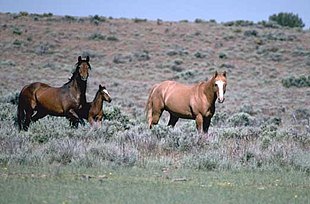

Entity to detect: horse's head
[76,56,91,81]
[213,71,227,103]
[99,84,112,103]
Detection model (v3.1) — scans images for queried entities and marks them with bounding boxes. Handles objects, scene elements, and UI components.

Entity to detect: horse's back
[154,80,194,100]
[150,80,197,118]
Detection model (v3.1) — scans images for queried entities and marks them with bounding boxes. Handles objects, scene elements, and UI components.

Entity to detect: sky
[0,0,309,28]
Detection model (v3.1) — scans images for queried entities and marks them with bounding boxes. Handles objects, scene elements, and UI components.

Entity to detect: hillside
[1,12,310,203]
[1,13,309,125]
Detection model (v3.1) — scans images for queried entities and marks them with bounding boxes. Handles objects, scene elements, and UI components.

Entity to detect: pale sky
[0,0,309,28]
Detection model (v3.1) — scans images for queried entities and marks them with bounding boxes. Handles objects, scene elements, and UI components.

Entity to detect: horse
[146,71,227,133]
[17,56,91,131]
[75,84,112,127]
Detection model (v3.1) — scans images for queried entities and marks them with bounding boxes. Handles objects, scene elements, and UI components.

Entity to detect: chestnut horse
[17,56,91,131]
[76,84,112,127]
[146,71,227,133]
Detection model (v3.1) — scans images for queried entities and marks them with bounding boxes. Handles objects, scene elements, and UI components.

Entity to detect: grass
[0,166,309,204]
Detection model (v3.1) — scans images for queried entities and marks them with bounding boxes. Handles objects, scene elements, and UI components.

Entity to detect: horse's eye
[214,84,218,87]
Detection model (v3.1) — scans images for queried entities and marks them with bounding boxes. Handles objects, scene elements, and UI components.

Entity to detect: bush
[63,15,77,22]
[90,15,106,23]
[106,35,119,41]
[244,30,258,37]
[228,112,255,127]
[282,75,310,88]
[269,12,305,28]
[133,18,147,23]
[194,19,206,24]
[88,33,106,41]
[223,20,254,27]
[12,27,22,35]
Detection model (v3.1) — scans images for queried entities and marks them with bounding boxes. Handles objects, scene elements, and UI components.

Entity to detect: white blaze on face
[103,89,110,97]
[215,80,225,103]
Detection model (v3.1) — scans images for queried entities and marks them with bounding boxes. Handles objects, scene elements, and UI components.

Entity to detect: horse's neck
[65,74,87,104]
[91,92,104,111]
[202,80,217,103]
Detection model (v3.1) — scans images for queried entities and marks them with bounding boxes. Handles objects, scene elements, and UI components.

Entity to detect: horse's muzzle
[218,98,225,103]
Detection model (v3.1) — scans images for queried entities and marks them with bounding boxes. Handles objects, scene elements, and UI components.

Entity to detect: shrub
[134,50,150,61]
[219,52,227,59]
[88,33,106,41]
[194,51,209,59]
[174,70,199,80]
[194,19,206,24]
[19,11,29,16]
[244,30,258,37]
[12,27,22,35]
[35,42,54,55]
[42,13,53,17]
[228,112,255,127]
[104,106,132,129]
[269,12,305,28]
[258,20,280,28]
[63,15,77,22]
[0,91,19,105]
[133,18,147,23]
[113,54,132,64]
[223,20,254,27]
[281,75,310,88]
[90,15,106,24]
[106,35,119,41]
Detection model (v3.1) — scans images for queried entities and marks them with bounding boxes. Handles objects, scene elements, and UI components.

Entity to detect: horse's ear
[99,84,102,89]
[78,56,82,63]
[86,56,90,62]
[214,71,218,78]
[223,71,227,77]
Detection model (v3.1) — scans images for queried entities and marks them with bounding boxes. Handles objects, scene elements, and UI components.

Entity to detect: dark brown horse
[146,71,227,133]
[76,84,112,127]
[17,56,91,131]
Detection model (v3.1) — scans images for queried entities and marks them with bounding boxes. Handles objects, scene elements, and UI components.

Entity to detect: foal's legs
[167,114,179,127]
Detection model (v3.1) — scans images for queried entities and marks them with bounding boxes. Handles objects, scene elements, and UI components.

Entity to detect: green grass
[0,166,309,204]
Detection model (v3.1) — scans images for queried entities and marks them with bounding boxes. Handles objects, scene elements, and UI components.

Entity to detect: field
[0,12,309,203]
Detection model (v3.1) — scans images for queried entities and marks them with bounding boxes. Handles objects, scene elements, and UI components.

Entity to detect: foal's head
[75,56,91,81]
[213,71,227,103]
[98,84,112,103]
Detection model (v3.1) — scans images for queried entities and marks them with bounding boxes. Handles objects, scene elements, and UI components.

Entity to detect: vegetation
[269,12,305,28]
[282,75,310,88]
[0,12,309,202]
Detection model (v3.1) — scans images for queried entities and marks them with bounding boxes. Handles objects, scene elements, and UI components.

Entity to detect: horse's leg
[167,114,179,127]
[203,116,212,133]
[195,114,203,133]
[68,109,80,128]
